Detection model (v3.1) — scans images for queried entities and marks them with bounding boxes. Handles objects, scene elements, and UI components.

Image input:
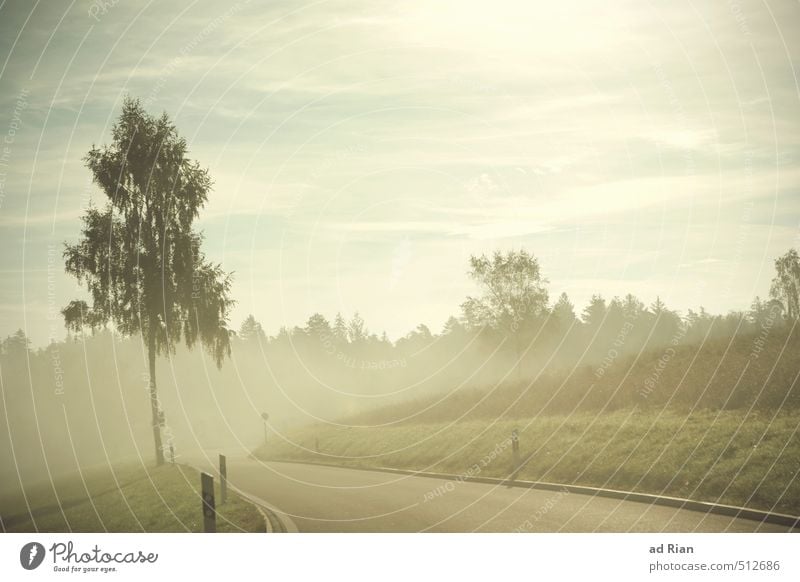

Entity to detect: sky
[0,0,798,346]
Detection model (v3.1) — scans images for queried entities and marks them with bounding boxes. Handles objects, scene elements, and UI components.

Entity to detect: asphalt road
[187,455,791,533]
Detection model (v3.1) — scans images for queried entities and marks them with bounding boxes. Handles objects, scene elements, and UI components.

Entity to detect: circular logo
[19,542,45,570]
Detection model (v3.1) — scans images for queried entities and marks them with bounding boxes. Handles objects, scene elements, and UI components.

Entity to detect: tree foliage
[62,97,234,365]
[239,314,266,342]
[461,249,549,331]
[770,248,800,320]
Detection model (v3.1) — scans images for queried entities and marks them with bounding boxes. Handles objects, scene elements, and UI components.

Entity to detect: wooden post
[219,454,227,505]
[201,472,216,533]
[511,429,520,474]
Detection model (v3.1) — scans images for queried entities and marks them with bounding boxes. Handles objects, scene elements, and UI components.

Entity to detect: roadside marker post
[201,472,216,533]
[219,454,227,505]
[511,429,520,473]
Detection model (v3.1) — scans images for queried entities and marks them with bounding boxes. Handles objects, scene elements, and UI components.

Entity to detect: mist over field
[1,0,799,533]
[2,272,800,512]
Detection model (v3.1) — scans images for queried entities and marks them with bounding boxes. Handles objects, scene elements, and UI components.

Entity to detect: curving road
[187,454,792,533]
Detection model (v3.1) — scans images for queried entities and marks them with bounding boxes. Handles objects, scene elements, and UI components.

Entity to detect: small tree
[62,97,234,465]
[552,292,577,324]
[582,294,606,327]
[461,249,549,377]
[347,312,367,343]
[61,299,104,335]
[442,315,466,336]
[770,249,800,320]
[305,313,331,339]
[333,313,348,344]
[2,329,30,357]
[239,314,266,342]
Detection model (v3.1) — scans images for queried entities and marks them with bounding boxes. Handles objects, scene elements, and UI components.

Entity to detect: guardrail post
[201,472,216,533]
[219,454,227,505]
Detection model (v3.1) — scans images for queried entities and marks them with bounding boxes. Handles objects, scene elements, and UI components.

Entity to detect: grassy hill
[0,462,264,533]
[257,332,800,516]
[342,328,800,426]
[258,409,799,515]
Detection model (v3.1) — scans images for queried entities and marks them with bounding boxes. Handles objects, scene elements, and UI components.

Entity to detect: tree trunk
[148,328,165,466]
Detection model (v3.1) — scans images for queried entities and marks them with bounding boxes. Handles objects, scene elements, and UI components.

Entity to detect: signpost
[201,472,216,533]
[219,454,227,505]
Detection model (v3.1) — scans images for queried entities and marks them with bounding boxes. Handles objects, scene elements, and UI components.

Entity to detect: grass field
[0,462,264,533]
[257,409,800,516]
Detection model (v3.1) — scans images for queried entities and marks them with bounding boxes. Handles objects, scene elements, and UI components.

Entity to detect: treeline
[2,249,799,487]
[232,291,786,378]
[229,248,798,385]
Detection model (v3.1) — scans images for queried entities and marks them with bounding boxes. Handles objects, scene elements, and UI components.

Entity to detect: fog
[3,286,797,496]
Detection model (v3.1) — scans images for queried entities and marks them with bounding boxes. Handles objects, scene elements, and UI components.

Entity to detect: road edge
[227,483,299,533]
[228,484,299,533]
[259,457,800,531]
[184,461,298,533]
